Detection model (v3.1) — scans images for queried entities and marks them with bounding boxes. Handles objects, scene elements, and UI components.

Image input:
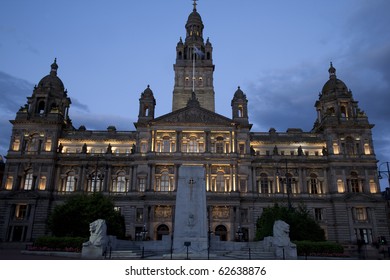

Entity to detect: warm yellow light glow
[369,179,377,193]
[38,176,47,190]
[337,179,344,193]
[5,176,13,190]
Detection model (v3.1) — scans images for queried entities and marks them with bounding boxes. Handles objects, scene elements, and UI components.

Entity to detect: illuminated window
[189,137,197,152]
[369,179,377,193]
[364,143,370,155]
[38,176,46,190]
[259,173,271,194]
[216,171,225,192]
[12,139,20,151]
[26,135,40,153]
[354,207,367,221]
[162,138,170,153]
[65,173,76,192]
[87,172,104,192]
[45,138,52,151]
[138,177,146,192]
[333,142,339,155]
[15,204,28,220]
[337,179,345,193]
[23,172,33,190]
[5,176,13,190]
[309,174,322,194]
[160,171,170,192]
[348,172,361,193]
[112,172,126,192]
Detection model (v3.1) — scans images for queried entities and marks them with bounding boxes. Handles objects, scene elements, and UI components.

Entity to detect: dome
[141,85,154,98]
[187,10,203,26]
[233,86,246,99]
[185,2,204,31]
[321,63,348,95]
[37,59,65,92]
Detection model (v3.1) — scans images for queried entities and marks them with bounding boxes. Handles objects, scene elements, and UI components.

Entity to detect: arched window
[156,224,170,240]
[112,172,126,192]
[87,171,104,192]
[36,100,45,114]
[215,225,228,241]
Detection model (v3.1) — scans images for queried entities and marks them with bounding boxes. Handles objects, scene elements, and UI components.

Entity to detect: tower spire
[193,0,198,11]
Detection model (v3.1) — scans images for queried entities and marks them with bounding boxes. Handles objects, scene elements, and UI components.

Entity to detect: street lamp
[378,161,390,200]
[236,226,243,242]
[141,223,148,241]
[276,159,298,210]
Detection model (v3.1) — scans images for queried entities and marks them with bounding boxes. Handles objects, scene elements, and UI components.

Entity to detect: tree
[255,204,325,241]
[48,193,125,238]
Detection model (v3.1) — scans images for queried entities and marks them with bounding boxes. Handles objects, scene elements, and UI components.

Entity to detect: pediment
[152,106,234,126]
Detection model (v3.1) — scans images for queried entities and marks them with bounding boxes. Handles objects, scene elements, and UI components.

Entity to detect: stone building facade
[0,2,389,245]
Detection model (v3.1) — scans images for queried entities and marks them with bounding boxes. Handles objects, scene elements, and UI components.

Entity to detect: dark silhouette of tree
[48,193,125,238]
[255,203,325,241]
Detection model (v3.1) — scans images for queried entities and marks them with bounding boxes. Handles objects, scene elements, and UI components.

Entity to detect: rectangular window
[239,179,247,193]
[138,178,146,192]
[369,179,377,193]
[24,173,33,190]
[12,139,20,151]
[350,179,360,193]
[15,204,28,220]
[136,208,143,222]
[239,144,245,155]
[314,208,323,221]
[355,207,367,221]
[38,176,46,190]
[45,139,52,152]
[141,142,148,153]
[337,179,345,193]
[364,143,370,155]
[5,176,14,190]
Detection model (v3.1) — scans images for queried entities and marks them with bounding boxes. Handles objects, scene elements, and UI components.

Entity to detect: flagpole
[192,46,195,93]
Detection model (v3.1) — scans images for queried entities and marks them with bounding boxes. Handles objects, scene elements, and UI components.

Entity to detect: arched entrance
[215,225,228,241]
[156,224,170,240]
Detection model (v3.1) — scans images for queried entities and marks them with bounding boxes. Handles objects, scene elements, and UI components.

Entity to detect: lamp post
[276,159,297,210]
[141,223,148,241]
[236,225,243,242]
[378,162,390,202]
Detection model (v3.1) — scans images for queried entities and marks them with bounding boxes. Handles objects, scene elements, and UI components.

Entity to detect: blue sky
[1,0,390,188]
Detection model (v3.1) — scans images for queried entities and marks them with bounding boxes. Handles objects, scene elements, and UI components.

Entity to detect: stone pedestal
[81,246,105,259]
[173,166,208,255]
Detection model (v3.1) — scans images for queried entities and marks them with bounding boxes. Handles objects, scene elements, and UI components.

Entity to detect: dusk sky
[1,0,389,188]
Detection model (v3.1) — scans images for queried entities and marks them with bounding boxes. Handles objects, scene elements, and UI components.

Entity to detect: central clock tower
[172,1,215,112]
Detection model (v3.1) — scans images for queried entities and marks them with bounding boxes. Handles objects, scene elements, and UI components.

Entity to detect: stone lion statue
[83,219,108,247]
[273,220,291,246]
